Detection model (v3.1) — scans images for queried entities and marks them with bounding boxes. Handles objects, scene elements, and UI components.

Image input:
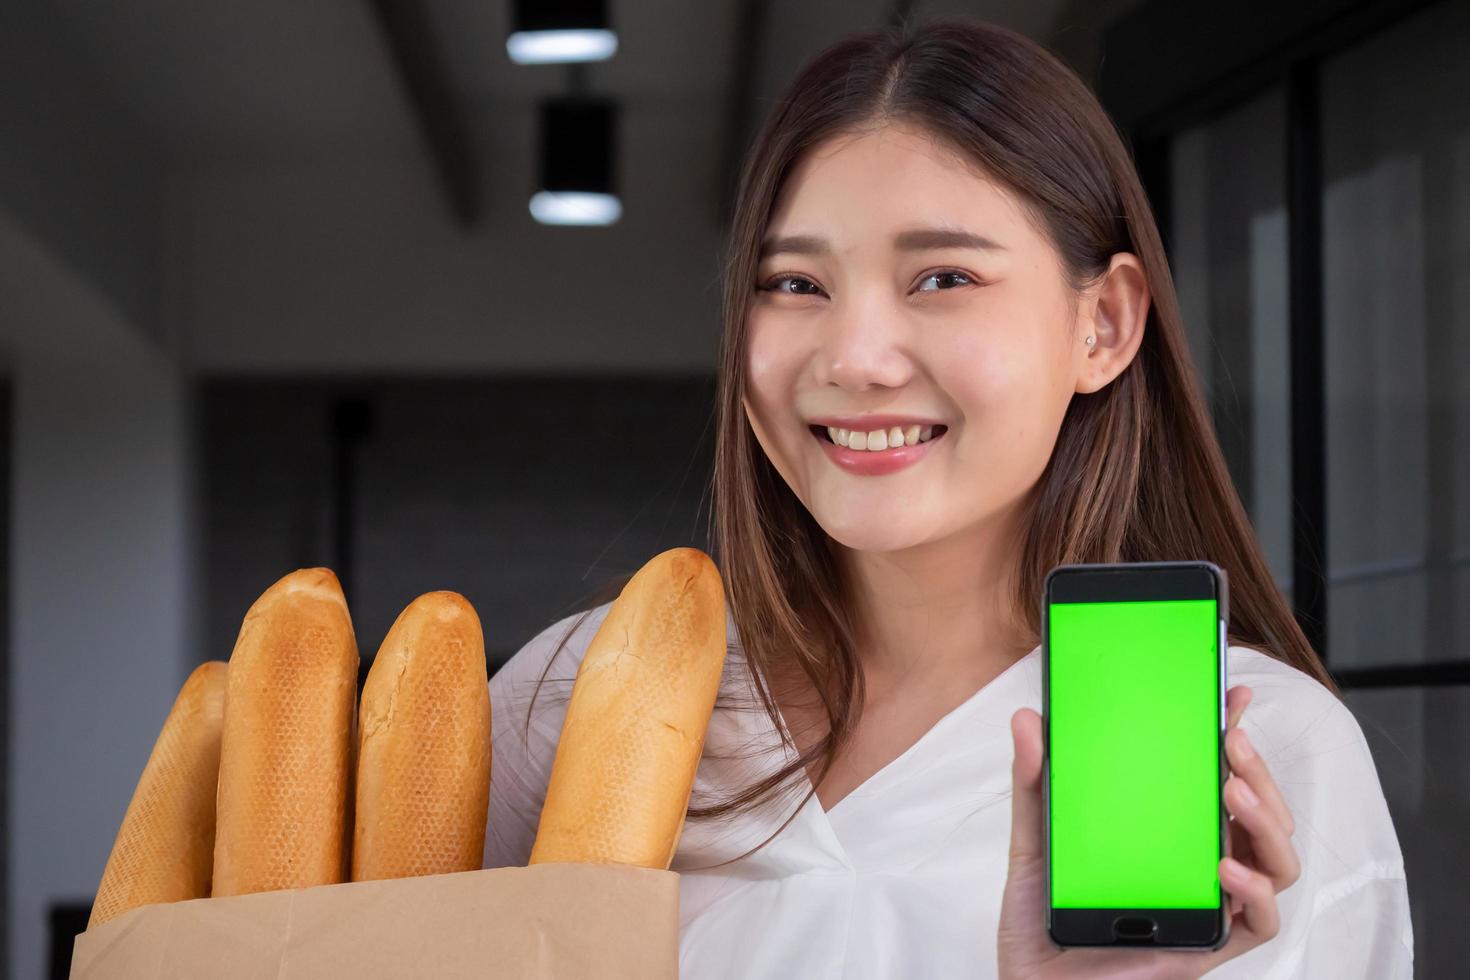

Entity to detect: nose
[811,291,915,392]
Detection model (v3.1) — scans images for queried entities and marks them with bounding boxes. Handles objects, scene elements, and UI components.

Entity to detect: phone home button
[1112,916,1158,942]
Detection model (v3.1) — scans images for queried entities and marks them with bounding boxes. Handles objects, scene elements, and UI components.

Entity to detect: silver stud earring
[1085,335,1096,354]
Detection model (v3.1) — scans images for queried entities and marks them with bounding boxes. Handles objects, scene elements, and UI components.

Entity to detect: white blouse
[485,600,1414,979]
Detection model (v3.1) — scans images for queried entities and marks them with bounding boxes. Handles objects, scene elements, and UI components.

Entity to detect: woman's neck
[834,506,1033,691]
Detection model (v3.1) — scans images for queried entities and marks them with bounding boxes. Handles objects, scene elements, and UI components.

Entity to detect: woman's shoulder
[1224,640,1333,693]
[1223,642,1356,748]
[483,596,744,869]
[491,598,744,746]
[488,601,618,784]
[493,598,742,687]
[1222,642,1407,888]
[1221,642,1386,805]
[483,600,620,869]
[1211,643,1414,976]
[492,600,616,694]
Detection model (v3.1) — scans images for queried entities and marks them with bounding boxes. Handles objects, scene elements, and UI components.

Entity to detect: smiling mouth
[808,424,949,448]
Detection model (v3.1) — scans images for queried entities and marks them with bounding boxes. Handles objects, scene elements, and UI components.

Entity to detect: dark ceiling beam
[366,0,482,228]
[718,0,769,228]
[1099,0,1440,138]
[718,1,920,228]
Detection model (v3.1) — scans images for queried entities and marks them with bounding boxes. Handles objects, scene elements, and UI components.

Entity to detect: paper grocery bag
[70,862,679,980]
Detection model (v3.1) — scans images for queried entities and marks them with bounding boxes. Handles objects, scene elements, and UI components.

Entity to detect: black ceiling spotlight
[531,96,620,226]
[507,0,617,64]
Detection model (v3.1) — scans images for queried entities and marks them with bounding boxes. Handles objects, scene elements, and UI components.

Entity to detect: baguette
[89,660,228,926]
[212,567,359,895]
[352,591,491,881]
[530,547,727,868]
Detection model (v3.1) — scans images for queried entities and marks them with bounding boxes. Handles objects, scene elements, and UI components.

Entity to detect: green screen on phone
[1048,597,1220,909]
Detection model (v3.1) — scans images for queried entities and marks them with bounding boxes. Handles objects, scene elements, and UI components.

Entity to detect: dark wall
[199,375,717,676]
[0,379,9,980]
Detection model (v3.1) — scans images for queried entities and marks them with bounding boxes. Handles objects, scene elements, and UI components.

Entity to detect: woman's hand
[997,685,1300,979]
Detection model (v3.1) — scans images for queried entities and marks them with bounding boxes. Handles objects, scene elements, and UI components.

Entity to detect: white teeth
[824,424,944,450]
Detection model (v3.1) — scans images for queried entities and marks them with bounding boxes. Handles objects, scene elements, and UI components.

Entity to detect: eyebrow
[758,227,1007,259]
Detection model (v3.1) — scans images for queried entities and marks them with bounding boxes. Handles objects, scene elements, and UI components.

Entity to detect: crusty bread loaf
[352,591,491,881]
[530,547,727,869]
[89,660,229,927]
[212,567,359,896]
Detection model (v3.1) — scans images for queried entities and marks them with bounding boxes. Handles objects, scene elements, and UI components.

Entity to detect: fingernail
[1221,857,1249,884]
[1234,778,1260,808]
[1233,729,1255,759]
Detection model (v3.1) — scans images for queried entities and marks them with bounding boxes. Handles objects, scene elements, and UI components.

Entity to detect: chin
[813,512,940,555]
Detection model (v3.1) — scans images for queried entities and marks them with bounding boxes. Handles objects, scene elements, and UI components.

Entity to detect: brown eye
[762,275,823,296]
[916,270,974,292]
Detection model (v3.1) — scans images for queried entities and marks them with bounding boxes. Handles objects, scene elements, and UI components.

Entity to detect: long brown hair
[522,15,1336,863]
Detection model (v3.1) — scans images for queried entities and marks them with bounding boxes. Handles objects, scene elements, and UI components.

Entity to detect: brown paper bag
[70,862,679,979]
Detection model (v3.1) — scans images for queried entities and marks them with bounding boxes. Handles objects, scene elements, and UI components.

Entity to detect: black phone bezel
[1040,560,1231,950]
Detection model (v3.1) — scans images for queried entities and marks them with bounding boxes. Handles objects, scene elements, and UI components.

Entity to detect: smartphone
[1041,560,1230,948]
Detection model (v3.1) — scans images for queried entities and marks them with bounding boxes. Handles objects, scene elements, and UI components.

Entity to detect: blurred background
[1,0,1465,976]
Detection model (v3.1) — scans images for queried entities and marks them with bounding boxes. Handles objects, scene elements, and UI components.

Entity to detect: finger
[1220,856,1280,941]
[1194,857,1279,972]
[1008,708,1045,866]
[1224,776,1300,891]
[1225,726,1294,837]
[1226,819,1256,890]
[1225,684,1252,730]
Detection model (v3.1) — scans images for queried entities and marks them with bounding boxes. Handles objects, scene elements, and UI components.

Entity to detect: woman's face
[742,121,1103,556]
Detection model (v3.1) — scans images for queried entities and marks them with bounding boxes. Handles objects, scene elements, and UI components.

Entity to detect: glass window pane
[1322,0,1470,669]
[1169,90,1293,598]
[1344,685,1470,974]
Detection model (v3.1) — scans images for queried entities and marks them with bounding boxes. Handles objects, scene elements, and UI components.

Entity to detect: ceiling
[50,0,1081,198]
[24,0,1129,372]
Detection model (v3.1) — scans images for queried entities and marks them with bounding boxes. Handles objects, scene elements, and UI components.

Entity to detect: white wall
[1,10,185,974]
[8,350,190,980]
[0,213,191,980]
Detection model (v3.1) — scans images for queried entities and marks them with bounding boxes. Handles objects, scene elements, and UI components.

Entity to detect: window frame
[1099,0,1462,688]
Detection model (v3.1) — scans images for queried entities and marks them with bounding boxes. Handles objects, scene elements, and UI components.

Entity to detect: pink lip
[812,425,948,476]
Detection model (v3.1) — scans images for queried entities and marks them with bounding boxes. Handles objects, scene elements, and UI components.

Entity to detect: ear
[1074,252,1150,395]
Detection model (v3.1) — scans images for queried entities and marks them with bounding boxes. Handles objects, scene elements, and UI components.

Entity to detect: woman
[485,17,1412,979]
